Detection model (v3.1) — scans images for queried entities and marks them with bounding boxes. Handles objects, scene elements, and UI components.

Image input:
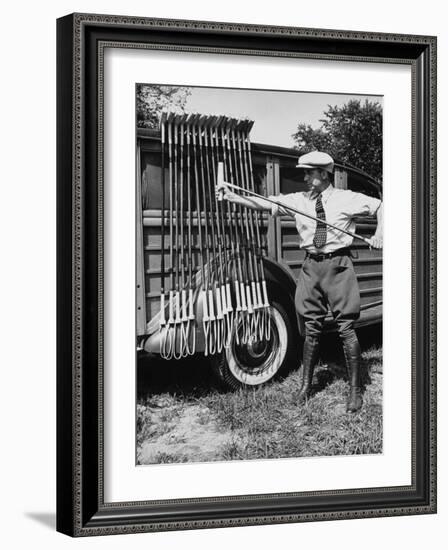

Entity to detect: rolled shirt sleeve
[344,191,382,217]
[264,186,381,253]
[268,193,301,217]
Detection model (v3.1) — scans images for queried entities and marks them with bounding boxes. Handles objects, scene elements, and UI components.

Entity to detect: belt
[305,247,352,262]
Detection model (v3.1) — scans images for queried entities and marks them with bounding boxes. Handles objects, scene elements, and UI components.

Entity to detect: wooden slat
[266,158,277,260]
[334,168,348,190]
[136,144,147,336]
[352,257,383,264]
[280,217,377,227]
[285,257,382,267]
[356,272,382,280]
[360,287,382,297]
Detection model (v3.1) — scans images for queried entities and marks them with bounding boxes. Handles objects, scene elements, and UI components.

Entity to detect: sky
[184,86,382,148]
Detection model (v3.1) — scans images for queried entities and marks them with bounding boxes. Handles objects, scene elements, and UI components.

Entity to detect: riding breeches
[295,253,361,339]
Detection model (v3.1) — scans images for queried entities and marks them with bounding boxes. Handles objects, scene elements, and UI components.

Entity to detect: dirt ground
[137,325,383,464]
[138,402,233,463]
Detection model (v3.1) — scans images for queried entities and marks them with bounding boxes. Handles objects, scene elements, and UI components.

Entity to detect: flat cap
[296,151,334,173]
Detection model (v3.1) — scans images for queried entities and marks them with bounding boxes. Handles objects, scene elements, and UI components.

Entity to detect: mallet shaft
[221,179,370,245]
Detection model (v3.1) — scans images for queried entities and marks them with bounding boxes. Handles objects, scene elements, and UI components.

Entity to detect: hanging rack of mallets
[158,112,271,359]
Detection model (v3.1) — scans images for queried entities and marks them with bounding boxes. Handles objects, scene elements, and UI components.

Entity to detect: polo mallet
[184,114,196,356]
[191,116,211,356]
[171,116,184,360]
[219,182,372,246]
[196,115,217,355]
[198,115,220,355]
[221,122,246,346]
[158,113,168,358]
[177,117,191,358]
[244,125,271,340]
[229,120,254,345]
[161,113,175,360]
[232,122,260,343]
[215,118,235,348]
[207,116,228,351]
[204,117,225,353]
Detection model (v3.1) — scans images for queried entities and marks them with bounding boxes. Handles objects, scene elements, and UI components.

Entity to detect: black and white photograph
[136,85,384,465]
[1,0,443,546]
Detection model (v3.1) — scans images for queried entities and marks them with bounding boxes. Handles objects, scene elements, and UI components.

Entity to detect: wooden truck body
[136,128,382,388]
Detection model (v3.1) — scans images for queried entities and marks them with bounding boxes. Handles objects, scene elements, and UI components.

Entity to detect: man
[216,151,383,412]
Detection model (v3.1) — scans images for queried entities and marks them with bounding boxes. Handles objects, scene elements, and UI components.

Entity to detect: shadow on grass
[137,323,383,400]
[298,323,382,398]
[137,352,222,400]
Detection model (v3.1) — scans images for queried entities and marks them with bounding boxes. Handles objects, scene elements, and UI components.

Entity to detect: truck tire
[211,296,300,390]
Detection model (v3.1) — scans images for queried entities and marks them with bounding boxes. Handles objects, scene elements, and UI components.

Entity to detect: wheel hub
[222,304,291,387]
[233,325,277,372]
[245,336,268,358]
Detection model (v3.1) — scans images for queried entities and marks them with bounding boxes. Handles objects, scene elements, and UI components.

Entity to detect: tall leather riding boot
[342,334,363,412]
[297,337,320,404]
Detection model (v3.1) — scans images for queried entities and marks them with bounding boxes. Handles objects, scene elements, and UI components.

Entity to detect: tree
[292,124,332,154]
[136,84,191,129]
[292,100,383,181]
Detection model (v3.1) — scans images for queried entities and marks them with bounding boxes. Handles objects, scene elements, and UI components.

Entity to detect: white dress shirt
[268,185,381,253]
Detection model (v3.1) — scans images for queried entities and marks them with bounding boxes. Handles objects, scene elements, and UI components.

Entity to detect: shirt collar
[309,184,334,202]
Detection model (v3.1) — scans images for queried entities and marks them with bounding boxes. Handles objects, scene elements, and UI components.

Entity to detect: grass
[203,349,382,459]
[136,344,383,464]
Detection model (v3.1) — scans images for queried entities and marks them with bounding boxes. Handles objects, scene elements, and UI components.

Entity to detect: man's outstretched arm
[215,182,272,212]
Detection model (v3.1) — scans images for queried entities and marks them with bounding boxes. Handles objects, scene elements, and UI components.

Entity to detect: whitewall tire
[211,298,299,390]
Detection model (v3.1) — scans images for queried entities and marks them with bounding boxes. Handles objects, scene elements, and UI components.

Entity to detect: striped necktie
[313,193,327,248]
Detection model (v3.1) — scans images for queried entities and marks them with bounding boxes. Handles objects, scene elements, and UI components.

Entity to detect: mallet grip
[217,162,225,201]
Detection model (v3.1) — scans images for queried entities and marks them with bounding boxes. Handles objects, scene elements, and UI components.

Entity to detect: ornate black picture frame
[56,13,437,536]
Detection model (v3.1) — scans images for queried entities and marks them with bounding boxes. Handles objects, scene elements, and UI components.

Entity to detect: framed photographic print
[56,13,436,536]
